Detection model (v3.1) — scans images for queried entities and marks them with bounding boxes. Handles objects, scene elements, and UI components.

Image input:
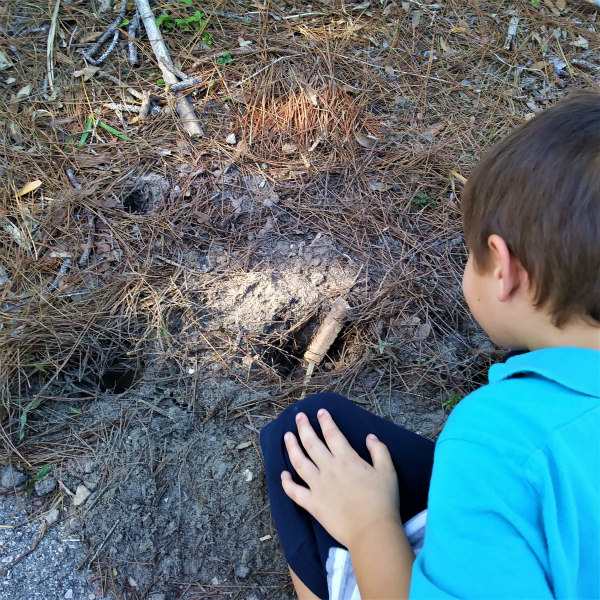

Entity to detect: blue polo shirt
[410,347,600,599]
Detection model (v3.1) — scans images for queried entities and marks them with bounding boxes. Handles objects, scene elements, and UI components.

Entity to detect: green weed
[442,392,462,410]
[157,10,206,32]
[217,52,232,65]
[409,192,439,209]
[19,397,44,442]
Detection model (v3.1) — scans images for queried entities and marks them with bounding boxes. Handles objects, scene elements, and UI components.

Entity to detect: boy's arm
[281,409,414,599]
[348,516,415,599]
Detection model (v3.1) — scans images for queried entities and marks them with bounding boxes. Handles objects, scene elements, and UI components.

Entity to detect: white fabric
[326,509,427,600]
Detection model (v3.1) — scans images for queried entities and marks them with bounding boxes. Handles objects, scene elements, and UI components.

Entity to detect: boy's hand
[281,409,401,550]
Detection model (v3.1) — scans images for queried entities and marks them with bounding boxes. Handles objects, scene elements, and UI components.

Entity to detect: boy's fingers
[366,434,395,472]
[317,409,353,456]
[281,471,312,510]
[295,413,332,466]
[284,431,320,481]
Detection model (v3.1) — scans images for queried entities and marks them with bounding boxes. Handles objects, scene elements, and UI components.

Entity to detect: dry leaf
[412,11,421,28]
[530,60,547,70]
[556,0,566,9]
[0,50,13,71]
[369,179,393,192]
[572,36,589,49]
[16,85,31,99]
[422,122,445,137]
[302,84,319,107]
[415,322,431,342]
[439,38,450,53]
[355,132,378,149]
[282,143,297,154]
[17,180,42,196]
[238,37,252,47]
[73,65,101,81]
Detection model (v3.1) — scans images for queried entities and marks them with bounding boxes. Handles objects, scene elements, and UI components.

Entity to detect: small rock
[128,577,138,588]
[16,84,31,99]
[35,476,57,496]
[1,465,26,488]
[264,194,280,208]
[310,272,326,286]
[148,594,167,600]
[73,484,91,506]
[235,564,250,578]
[225,133,237,145]
[45,508,60,525]
[0,50,13,71]
[64,590,73,599]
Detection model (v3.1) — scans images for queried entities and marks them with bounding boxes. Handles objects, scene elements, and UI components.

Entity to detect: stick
[169,76,204,92]
[128,11,140,65]
[304,298,349,365]
[87,519,120,568]
[46,0,61,97]
[135,0,204,137]
[503,16,519,50]
[84,0,125,65]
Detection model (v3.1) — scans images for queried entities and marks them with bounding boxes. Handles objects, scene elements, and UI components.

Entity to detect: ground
[0,0,598,598]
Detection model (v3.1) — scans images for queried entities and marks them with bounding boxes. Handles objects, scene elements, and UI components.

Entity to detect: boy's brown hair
[461,89,600,327]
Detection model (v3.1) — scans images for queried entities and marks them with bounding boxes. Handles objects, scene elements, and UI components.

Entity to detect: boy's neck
[522,314,600,352]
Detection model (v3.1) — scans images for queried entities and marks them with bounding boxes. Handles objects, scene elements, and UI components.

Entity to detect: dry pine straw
[1,0,598,454]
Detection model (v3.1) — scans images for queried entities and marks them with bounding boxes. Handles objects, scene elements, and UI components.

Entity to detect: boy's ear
[487,234,529,302]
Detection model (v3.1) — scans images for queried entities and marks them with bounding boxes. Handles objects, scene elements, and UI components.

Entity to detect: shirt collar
[489,347,600,399]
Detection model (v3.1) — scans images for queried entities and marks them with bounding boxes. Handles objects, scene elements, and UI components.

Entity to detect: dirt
[5,188,465,597]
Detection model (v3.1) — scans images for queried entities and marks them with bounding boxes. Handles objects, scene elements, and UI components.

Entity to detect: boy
[260,90,600,599]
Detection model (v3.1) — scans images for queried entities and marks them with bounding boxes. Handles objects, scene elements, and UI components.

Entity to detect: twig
[503,16,519,51]
[48,256,72,292]
[572,59,600,72]
[160,57,189,81]
[78,212,95,266]
[135,0,204,137]
[46,0,61,97]
[87,519,120,568]
[104,102,140,113]
[96,70,143,100]
[169,77,204,92]
[65,168,82,189]
[128,11,140,65]
[139,90,151,120]
[235,54,303,87]
[84,0,126,65]
[191,46,259,67]
[67,24,78,49]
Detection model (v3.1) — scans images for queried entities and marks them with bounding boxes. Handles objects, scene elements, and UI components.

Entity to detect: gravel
[0,494,114,600]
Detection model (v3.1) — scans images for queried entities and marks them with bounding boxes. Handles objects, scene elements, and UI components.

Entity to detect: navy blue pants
[260,392,435,599]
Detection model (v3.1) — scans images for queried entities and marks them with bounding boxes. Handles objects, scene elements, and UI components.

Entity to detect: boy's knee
[260,392,352,441]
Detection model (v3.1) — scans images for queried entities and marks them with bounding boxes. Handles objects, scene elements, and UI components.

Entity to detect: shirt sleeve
[409,438,553,600]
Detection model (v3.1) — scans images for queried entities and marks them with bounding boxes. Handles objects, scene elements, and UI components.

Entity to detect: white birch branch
[134,0,203,137]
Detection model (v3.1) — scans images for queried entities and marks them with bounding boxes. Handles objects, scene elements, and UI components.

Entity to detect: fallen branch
[46,0,61,97]
[84,0,126,65]
[135,0,203,137]
[128,11,140,65]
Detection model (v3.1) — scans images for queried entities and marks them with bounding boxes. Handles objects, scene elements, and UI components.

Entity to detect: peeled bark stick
[135,0,203,137]
[304,298,349,365]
